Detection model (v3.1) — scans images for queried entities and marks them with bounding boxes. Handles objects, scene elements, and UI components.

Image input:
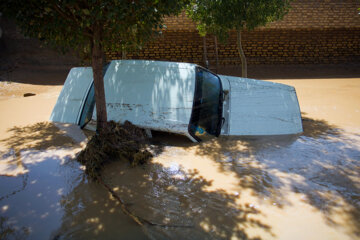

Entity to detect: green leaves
[1,0,190,60]
[187,0,292,41]
[82,9,90,16]
[186,0,292,77]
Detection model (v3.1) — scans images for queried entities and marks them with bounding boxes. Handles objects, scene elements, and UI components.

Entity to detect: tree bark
[214,36,219,73]
[122,45,127,59]
[236,29,247,78]
[202,36,208,69]
[91,25,107,132]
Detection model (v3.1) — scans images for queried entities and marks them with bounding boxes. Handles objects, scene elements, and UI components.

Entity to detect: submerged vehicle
[50,60,303,142]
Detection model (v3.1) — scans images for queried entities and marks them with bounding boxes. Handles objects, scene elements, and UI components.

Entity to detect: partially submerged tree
[188,0,292,77]
[1,0,188,131]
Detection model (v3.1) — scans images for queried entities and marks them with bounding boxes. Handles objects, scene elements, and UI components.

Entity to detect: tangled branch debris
[77,121,153,181]
[77,121,193,229]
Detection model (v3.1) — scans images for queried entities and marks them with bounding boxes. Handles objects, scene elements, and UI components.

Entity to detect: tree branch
[51,2,93,38]
[97,176,194,229]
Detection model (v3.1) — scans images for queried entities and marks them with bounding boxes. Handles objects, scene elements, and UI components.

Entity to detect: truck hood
[219,75,303,136]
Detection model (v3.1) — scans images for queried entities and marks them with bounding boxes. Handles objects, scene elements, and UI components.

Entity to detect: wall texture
[107,0,360,66]
[0,16,78,68]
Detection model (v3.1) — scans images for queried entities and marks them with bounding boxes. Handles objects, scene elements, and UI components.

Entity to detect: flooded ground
[0,65,359,239]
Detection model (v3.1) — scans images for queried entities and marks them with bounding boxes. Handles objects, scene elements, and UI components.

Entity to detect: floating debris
[23,93,36,97]
[77,121,152,181]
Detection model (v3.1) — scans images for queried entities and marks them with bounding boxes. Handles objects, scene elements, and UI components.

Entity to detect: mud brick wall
[266,0,360,29]
[106,0,360,65]
[218,28,360,65]
[107,31,205,65]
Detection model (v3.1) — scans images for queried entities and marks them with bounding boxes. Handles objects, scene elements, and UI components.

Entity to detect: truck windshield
[189,67,223,141]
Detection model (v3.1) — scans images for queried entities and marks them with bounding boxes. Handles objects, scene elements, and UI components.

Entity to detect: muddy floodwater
[0,67,359,239]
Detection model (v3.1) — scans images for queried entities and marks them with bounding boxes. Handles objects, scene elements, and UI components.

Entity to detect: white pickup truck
[50,60,302,142]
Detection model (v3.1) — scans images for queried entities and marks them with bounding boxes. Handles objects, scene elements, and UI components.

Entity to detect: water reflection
[0,216,30,239]
[0,117,359,239]
[0,122,80,151]
[51,177,148,240]
[0,149,148,240]
[185,115,360,238]
[0,122,83,176]
[123,114,359,238]
[0,150,80,239]
[102,162,272,239]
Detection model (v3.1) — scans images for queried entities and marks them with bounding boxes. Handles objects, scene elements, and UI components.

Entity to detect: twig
[97,176,194,229]
[0,162,29,202]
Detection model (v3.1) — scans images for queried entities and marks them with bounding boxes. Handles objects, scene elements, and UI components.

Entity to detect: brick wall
[107,0,360,65]
[219,28,360,64]
[266,0,360,29]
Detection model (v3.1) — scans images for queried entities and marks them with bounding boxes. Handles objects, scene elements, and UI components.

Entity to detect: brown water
[0,74,359,239]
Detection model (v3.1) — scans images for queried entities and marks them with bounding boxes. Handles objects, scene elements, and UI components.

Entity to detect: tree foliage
[1,0,187,57]
[187,0,292,77]
[188,0,291,36]
[1,0,189,130]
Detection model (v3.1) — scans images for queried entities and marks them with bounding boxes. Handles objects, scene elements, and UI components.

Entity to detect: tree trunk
[122,45,127,59]
[91,25,107,132]
[203,36,208,69]
[236,29,247,78]
[214,36,219,73]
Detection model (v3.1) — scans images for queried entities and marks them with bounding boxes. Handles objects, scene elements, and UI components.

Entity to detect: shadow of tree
[2,115,358,238]
[0,122,83,176]
[54,159,272,239]
[0,173,28,201]
[0,150,82,239]
[50,176,149,240]
[0,65,72,86]
[169,114,359,238]
[152,132,297,203]
[63,114,356,238]
[301,112,341,138]
[0,216,30,240]
[300,114,359,228]
[1,122,79,152]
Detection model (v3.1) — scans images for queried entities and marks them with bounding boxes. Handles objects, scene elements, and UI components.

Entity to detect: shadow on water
[0,122,79,153]
[0,148,148,239]
[301,113,342,138]
[0,153,80,240]
[0,216,29,240]
[0,122,81,174]
[0,123,86,239]
[178,114,359,238]
[50,176,148,240]
[46,129,273,239]
[99,162,272,240]
[1,116,359,239]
